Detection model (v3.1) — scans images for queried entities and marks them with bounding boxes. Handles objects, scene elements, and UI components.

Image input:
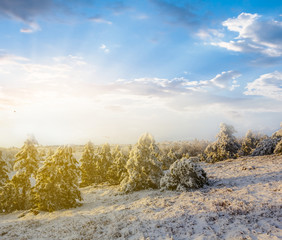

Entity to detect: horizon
[0,0,282,147]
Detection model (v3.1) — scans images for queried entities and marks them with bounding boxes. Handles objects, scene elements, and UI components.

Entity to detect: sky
[0,0,282,147]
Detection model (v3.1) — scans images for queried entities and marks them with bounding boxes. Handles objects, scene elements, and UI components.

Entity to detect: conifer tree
[204,123,240,163]
[11,139,39,209]
[0,151,9,187]
[97,143,112,182]
[107,145,128,185]
[274,139,282,155]
[120,133,163,193]
[239,130,266,156]
[80,142,97,187]
[0,181,19,213]
[33,146,82,212]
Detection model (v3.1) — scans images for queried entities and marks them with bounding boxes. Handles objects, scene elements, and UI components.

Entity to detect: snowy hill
[0,155,281,240]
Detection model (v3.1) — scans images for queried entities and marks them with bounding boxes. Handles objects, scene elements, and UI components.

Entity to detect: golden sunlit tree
[204,123,240,163]
[160,148,178,170]
[80,141,98,187]
[11,139,40,209]
[239,130,266,156]
[274,139,282,155]
[33,146,82,212]
[0,151,9,187]
[107,145,128,185]
[120,133,163,193]
[97,143,112,182]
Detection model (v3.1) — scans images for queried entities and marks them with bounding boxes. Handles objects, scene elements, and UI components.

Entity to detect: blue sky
[0,0,281,147]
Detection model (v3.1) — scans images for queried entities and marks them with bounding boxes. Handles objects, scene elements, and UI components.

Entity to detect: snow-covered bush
[160,157,208,191]
[274,139,282,155]
[80,142,98,187]
[120,133,163,193]
[0,151,9,187]
[107,145,128,185]
[11,139,39,210]
[204,123,240,163]
[33,146,82,212]
[251,137,281,156]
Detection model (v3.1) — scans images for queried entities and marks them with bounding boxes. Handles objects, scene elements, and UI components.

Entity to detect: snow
[0,155,281,240]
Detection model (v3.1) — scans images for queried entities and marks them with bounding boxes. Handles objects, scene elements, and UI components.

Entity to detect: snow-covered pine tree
[274,139,282,155]
[239,130,266,156]
[0,181,20,213]
[120,133,163,193]
[204,123,240,163]
[96,143,112,182]
[107,145,128,185]
[80,141,97,187]
[11,139,39,209]
[0,151,9,187]
[160,148,177,170]
[33,146,82,212]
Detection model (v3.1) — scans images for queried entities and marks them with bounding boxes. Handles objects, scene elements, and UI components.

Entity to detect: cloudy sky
[0,0,282,147]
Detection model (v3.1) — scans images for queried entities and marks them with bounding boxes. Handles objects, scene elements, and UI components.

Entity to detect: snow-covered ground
[0,155,281,240]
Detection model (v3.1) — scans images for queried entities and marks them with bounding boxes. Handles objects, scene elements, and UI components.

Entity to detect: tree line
[0,123,281,213]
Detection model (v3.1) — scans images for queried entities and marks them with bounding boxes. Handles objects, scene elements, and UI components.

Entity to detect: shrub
[160,157,208,191]
[120,133,162,193]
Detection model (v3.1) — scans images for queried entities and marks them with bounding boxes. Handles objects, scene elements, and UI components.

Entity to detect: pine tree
[120,133,163,193]
[80,142,97,187]
[0,181,20,213]
[33,146,82,212]
[239,130,266,156]
[274,139,282,155]
[0,151,9,187]
[11,139,39,209]
[160,148,177,170]
[97,143,112,182]
[107,145,128,185]
[204,123,240,163]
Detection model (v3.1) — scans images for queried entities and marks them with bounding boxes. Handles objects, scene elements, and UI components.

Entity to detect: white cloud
[106,71,241,97]
[223,13,259,38]
[0,53,281,147]
[20,22,41,33]
[210,71,241,90]
[135,14,149,20]
[89,17,112,25]
[244,71,282,100]
[211,13,282,57]
[196,29,224,40]
[100,44,110,53]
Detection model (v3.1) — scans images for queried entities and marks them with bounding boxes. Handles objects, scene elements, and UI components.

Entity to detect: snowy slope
[0,155,281,240]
